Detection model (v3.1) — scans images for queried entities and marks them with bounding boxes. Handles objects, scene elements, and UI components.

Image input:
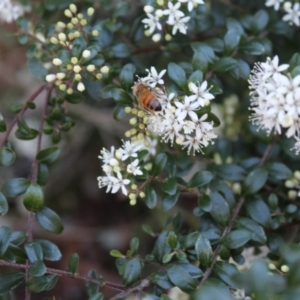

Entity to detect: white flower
[249,56,300,154]
[231,288,252,300]
[99,146,115,165]
[167,16,191,35]
[265,0,283,11]
[0,0,30,23]
[179,0,205,12]
[142,13,162,34]
[144,67,167,87]
[164,1,185,24]
[121,140,143,161]
[175,95,200,121]
[189,81,215,106]
[292,136,300,154]
[283,2,300,26]
[127,159,143,176]
[97,176,113,193]
[109,172,130,195]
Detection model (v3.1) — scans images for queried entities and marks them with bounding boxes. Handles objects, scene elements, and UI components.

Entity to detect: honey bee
[133,82,162,114]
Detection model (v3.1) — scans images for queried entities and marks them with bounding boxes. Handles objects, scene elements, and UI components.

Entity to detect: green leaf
[1,178,30,198]
[188,70,203,84]
[243,168,268,195]
[209,191,230,225]
[198,194,212,212]
[88,293,104,300]
[27,274,59,292]
[0,192,8,216]
[266,162,292,181]
[240,40,265,55]
[122,258,142,286]
[191,42,216,63]
[167,265,197,293]
[193,278,234,300]
[113,104,127,120]
[151,153,168,176]
[145,184,157,209]
[246,197,271,226]
[0,272,25,294]
[161,191,180,211]
[111,88,133,104]
[28,57,47,81]
[213,57,237,73]
[85,270,101,296]
[153,231,172,263]
[214,262,239,287]
[29,260,47,276]
[25,241,43,263]
[161,178,177,195]
[189,171,214,188]
[167,62,187,91]
[120,63,136,91]
[162,253,174,263]
[9,103,23,114]
[205,38,224,53]
[0,226,12,256]
[141,224,155,237]
[0,115,7,132]
[130,237,139,255]
[37,163,49,186]
[15,118,38,140]
[152,271,173,289]
[251,9,269,33]
[10,231,27,246]
[65,92,84,104]
[36,239,62,261]
[235,217,266,244]
[223,229,252,249]
[230,59,250,80]
[0,147,16,166]
[110,249,123,258]
[195,234,213,267]
[112,43,131,58]
[224,29,241,54]
[36,206,64,234]
[167,232,178,249]
[192,51,208,73]
[23,184,44,212]
[217,164,246,181]
[36,146,61,164]
[68,253,79,273]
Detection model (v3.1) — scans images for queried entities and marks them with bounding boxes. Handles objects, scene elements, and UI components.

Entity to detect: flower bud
[67,88,73,94]
[96,73,102,79]
[56,21,66,29]
[125,107,132,113]
[87,7,95,16]
[129,117,137,125]
[50,37,58,44]
[77,82,85,92]
[139,191,145,198]
[80,19,87,26]
[45,74,56,82]
[58,32,66,41]
[71,17,79,25]
[82,50,91,58]
[73,65,81,73]
[52,58,63,66]
[69,3,77,13]
[56,72,66,80]
[144,5,154,13]
[100,66,110,74]
[71,57,78,64]
[92,30,99,36]
[86,64,95,72]
[59,84,67,91]
[64,9,72,18]
[74,74,81,82]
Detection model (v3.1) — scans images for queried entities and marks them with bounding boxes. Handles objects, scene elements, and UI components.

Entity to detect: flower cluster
[142,0,205,42]
[265,0,300,26]
[97,140,147,204]
[131,67,217,155]
[284,170,300,199]
[248,55,300,154]
[0,0,30,23]
[45,3,109,93]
